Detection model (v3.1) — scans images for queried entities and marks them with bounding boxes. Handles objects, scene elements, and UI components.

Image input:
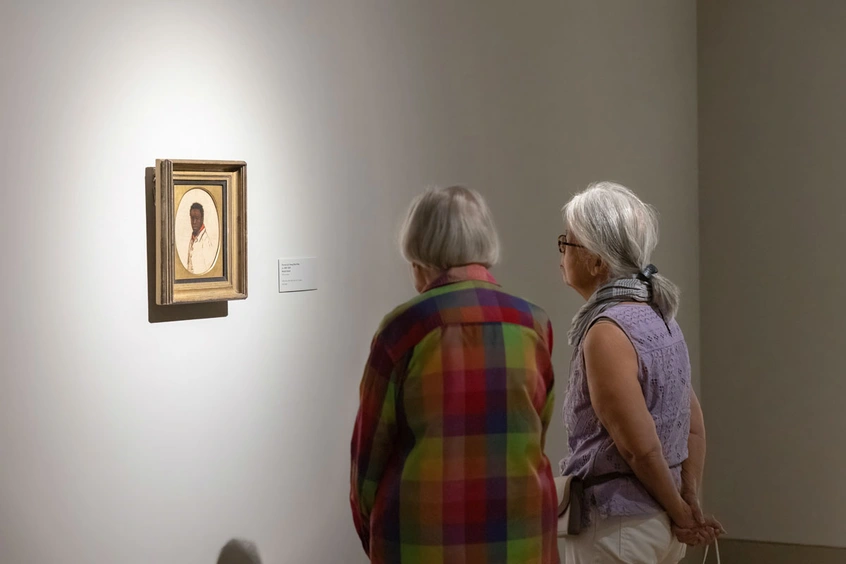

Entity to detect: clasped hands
[671,489,726,547]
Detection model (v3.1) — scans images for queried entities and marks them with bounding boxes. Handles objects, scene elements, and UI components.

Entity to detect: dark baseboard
[682,538,845,564]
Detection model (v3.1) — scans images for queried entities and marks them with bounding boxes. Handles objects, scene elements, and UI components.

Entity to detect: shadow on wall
[217,539,262,564]
[145,166,228,323]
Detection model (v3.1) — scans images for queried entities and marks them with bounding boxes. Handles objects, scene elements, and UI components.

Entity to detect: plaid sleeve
[350,334,397,555]
[539,320,555,449]
[540,377,555,449]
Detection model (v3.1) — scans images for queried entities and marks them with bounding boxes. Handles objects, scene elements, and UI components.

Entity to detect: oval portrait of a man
[175,188,221,275]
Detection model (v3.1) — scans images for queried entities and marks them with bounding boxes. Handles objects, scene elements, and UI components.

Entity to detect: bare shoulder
[583,321,638,382]
[584,320,634,355]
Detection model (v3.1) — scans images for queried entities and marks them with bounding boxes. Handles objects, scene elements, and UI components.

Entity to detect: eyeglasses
[558,234,584,254]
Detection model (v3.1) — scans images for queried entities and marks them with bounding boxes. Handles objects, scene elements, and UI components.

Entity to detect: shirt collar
[423,264,499,292]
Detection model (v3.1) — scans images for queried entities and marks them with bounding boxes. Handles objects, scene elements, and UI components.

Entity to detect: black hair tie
[637,264,658,282]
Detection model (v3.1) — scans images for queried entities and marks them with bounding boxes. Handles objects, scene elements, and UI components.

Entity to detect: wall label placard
[278,257,317,293]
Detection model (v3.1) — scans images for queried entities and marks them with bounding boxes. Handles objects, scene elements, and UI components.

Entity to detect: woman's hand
[672,518,725,546]
[669,497,700,530]
[670,495,726,546]
[681,486,704,525]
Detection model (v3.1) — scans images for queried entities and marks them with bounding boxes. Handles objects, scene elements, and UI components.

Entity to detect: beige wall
[0,1,697,562]
[699,0,846,549]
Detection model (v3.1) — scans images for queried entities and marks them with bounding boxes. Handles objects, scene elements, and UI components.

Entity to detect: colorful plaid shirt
[350,265,559,563]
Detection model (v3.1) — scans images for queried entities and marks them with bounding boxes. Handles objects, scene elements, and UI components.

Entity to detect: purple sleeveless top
[560,303,691,525]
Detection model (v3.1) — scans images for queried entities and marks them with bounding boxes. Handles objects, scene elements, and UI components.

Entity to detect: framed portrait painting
[155,159,247,305]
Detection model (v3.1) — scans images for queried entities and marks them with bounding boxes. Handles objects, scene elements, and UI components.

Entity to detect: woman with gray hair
[557,182,723,563]
[351,186,559,563]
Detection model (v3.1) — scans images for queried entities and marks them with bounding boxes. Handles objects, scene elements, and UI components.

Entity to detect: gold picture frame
[155,159,247,305]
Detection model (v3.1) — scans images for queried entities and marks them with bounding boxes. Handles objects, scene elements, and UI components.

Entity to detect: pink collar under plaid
[424,264,499,292]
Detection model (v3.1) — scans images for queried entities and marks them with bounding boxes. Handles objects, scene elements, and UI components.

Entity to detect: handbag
[554,472,626,536]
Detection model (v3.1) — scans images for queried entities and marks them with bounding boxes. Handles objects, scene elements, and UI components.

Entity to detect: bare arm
[583,321,694,527]
[682,389,706,497]
[672,388,726,545]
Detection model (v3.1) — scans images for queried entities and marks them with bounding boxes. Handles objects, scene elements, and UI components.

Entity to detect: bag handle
[702,540,721,564]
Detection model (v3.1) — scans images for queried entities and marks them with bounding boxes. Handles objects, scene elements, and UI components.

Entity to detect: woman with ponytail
[557,182,723,563]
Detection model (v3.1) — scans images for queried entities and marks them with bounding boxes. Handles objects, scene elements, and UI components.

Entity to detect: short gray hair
[562,181,681,319]
[400,185,500,270]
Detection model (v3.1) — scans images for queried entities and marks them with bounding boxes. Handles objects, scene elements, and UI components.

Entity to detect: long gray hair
[562,181,680,320]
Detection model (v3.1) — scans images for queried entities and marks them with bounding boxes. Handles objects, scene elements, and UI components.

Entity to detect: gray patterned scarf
[567,265,660,347]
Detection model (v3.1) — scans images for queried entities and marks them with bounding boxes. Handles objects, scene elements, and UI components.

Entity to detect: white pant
[561,510,687,564]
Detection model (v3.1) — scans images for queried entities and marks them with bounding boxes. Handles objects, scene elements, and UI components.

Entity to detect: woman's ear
[590,256,607,278]
[411,262,434,293]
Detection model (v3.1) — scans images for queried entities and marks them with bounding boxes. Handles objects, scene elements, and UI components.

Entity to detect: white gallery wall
[0,1,698,562]
[699,0,846,548]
